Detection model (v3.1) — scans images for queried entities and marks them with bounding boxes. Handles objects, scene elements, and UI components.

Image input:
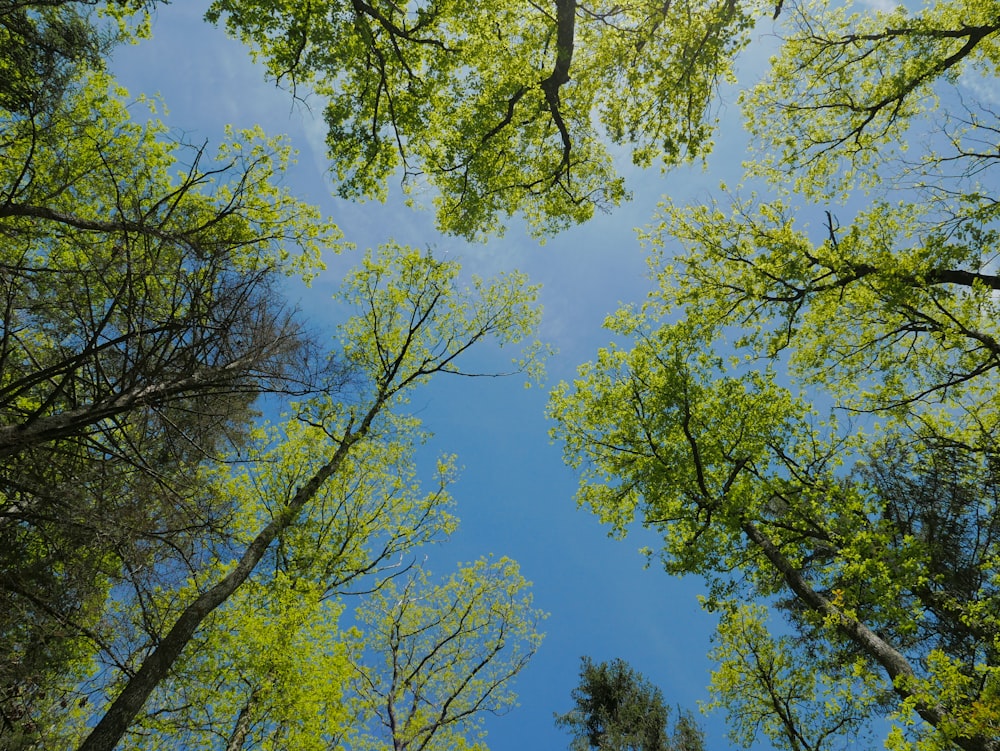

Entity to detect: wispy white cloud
[959,70,1000,106]
[856,0,907,12]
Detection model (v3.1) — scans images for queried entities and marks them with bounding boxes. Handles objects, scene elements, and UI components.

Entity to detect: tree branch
[740,518,1000,751]
[539,0,576,176]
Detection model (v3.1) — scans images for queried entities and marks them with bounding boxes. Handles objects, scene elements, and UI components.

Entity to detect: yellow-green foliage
[347,557,546,751]
[551,0,1000,748]
[206,0,761,239]
[59,244,546,750]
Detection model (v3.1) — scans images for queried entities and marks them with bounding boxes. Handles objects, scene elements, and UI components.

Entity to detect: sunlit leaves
[207,0,760,239]
[347,556,544,751]
[549,313,805,571]
[642,194,1000,414]
[0,46,346,747]
[134,578,351,751]
[336,243,544,400]
[58,241,546,751]
[551,1,1000,746]
[708,602,883,751]
[745,0,1000,197]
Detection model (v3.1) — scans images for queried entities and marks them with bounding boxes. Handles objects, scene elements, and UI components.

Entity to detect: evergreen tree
[556,658,705,751]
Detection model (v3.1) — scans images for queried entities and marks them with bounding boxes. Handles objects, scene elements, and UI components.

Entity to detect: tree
[126,575,354,751]
[0,8,341,737]
[549,0,1000,749]
[706,602,884,751]
[15,0,1000,750]
[0,1,104,114]
[66,245,544,751]
[205,0,762,239]
[2,5,547,749]
[348,557,544,751]
[550,215,1000,751]
[555,657,705,751]
[106,418,459,751]
[0,1,171,117]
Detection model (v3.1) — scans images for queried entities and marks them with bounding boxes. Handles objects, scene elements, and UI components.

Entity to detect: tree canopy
[205,0,761,239]
[0,4,545,749]
[5,0,1000,749]
[0,6,340,737]
[8,237,546,751]
[550,0,1000,749]
[349,556,543,751]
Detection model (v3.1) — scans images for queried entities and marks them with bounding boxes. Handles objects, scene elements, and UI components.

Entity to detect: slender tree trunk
[224,687,260,751]
[741,519,1000,751]
[75,418,366,751]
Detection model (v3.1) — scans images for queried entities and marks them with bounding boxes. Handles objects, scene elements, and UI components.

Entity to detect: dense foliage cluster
[205,0,755,239]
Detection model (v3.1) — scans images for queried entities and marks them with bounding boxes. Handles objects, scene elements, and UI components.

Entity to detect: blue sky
[109,4,776,749]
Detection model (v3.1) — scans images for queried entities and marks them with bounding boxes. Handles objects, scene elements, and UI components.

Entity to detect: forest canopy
[2,0,999,750]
